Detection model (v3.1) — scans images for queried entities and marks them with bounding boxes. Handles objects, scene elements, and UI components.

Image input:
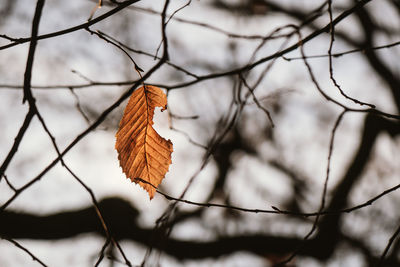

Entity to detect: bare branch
[0,0,140,51]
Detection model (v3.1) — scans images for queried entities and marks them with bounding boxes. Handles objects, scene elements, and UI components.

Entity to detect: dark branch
[0,0,140,51]
[0,196,397,264]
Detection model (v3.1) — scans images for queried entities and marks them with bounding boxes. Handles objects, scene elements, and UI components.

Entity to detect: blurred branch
[212,0,328,26]
[354,5,400,112]
[101,1,291,40]
[315,114,400,259]
[0,196,397,265]
[68,88,91,124]
[0,0,16,25]
[239,73,274,127]
[275,109,346,266]
[379,220,400,267]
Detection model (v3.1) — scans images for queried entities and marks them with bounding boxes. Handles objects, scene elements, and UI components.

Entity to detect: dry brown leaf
[115,85,173,199]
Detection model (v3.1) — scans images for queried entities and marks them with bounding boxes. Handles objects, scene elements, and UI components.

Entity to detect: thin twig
[87,28,144,73]
[2,237,47,267]
[327,0,375,108]
[0,0,140,51]
[128,5,292,40]
[282,40,400,61]
[71,69,94,83]
[239,74,275,127]
[155,0,191,58]
[378,220,400,267]
[95,31,198,78]
[95,238,111,267]
[68,87,91,124]
[133,176,400,218]
[169,112,199,120]
[170,127,207,149]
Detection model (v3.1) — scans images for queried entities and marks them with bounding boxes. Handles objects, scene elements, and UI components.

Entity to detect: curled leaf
[115,85,173,199]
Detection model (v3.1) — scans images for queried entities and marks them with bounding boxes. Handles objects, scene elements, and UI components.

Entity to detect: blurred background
[0,0,400,266]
